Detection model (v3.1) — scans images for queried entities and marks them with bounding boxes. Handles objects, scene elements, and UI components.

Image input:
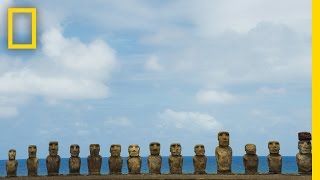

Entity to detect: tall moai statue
[168,143,183,174]
[6,149,18,177]
[69,144,81,175]
[127,144,142,174]
[148,142,162,174]
[243,144,258,174]
[27,145,39,176]
[215,131,232,174]
[108,144,123,174]
[193,144,207,174]
[296,132,312,174]
[87,144,102,175]
[46,141,60,176]
[267,141,282,174]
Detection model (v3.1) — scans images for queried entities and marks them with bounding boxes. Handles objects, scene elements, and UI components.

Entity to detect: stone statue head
[268,141,280,154]
[110,144,121,157]
[298,141,311,154]
[49,141,59,156]
[28,145,37,158]
[8,149,16,160]
[89,144,100,156]
[218,131,230,147]
[149,142,161,156]
[128,144,140,157]
[170,143,181,156]
[298,132,311,141]
[194,144,205,156]
[245,144,256,155]
[70,144,80,157]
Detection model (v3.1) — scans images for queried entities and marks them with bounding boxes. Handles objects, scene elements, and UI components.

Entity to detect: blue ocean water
[0,156,297,177]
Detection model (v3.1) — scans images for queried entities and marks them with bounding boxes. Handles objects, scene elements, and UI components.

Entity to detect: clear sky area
[0,0,311,159]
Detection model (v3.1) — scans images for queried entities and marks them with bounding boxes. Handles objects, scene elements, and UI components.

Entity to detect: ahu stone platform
[0,174,311,180]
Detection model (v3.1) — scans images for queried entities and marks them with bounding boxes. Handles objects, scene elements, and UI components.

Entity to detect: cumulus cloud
[158,109,222,131]
[196,90,236,104]
[144,56,163,72]
[0,107,18,118]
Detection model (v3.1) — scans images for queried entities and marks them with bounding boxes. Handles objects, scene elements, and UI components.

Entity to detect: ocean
[0,156,297,177]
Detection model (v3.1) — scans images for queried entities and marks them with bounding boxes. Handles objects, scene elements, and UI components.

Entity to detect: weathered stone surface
[6,149,18,177]
[193,144,207,174]
[296,132,312,174]
[243,144,258,174]
[69,144,81,175]
[168,143,183,174]
[127,144,142,174]
[148,142,162,174]
[108,144,123,174]
[87,144,102,175]
[215,131,232,174]
[267,141,282,174]
[46,141,60,176]
[27,145,39,176]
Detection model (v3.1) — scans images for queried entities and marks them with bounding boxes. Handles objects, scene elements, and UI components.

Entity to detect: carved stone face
[28,145,37,158]
[218,132,230,147]
[8,149,16,160]
[70,144,80,157]
[110,144,121,157]
[89,144,100,156]
[128,144,140,157]
[298,141,311,154]
[194,144,205,156]
[49,141,59,156]
[149,142,161,156]
[170,143,181,156]
[245,144,256,155]
[268,141,280,154]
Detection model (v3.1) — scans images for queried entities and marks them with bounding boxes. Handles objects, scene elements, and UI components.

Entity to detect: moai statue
[243,144,258,174]
[87,144,102,175]
[46,141,60,176]
[148,142,162,174]
[27,145,39,176]
[108,144,123,174]
[6,149,18,177]
[296,132,312,174]
[127,144,142,174]
[267,141,282,174]
[168,143,183,174]
[69,144,81,175]
[193,144,207,174]
[215,131,232,174]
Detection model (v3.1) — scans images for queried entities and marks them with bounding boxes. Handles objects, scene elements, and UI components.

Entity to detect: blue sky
[0,0,311,159]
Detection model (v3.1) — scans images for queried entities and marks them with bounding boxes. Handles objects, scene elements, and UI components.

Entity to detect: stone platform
[0,174,311,180]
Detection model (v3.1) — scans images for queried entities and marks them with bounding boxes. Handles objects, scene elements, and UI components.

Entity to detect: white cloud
[144,56,163,72]
[0,106,18,119]
[0,0,13,38]
[158,109,222,131]
[196,90,235,104]
[257,87,287,95]
[104,117,131,127]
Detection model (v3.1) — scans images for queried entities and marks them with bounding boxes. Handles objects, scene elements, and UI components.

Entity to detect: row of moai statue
[5,131,311,177]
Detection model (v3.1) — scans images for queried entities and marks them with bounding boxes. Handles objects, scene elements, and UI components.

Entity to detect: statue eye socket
[275,142,279,145]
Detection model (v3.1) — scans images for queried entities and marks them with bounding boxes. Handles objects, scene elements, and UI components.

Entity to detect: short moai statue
[108,144,123,174]
[268,141,282,174]
[215,131,232,174]
[6,149,18,177]
[69,144,81,175]
[168,143,183,174]
[27,145,38,176]
[147,142,162,174]
[243,144,258,174]
[296,132,312,174]
[193,144,207,174]
[46,141,60,176]
[127,144,142,174]
[87,144,102,175]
